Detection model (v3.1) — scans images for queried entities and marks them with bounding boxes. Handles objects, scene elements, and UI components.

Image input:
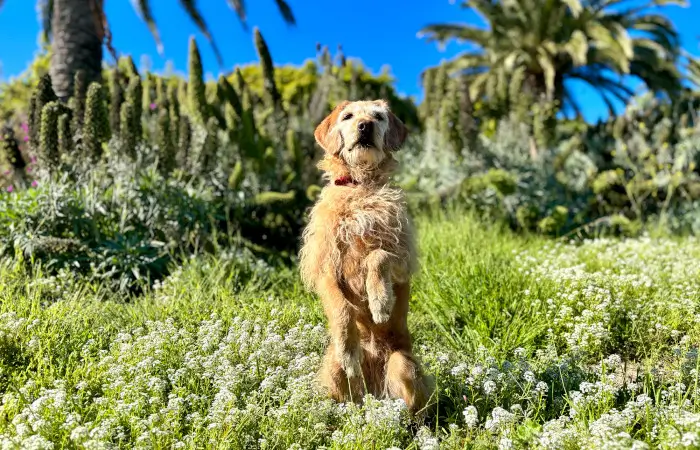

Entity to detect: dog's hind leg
[318,274,363,379]
[319,342,365,404]
[384,350,432,414]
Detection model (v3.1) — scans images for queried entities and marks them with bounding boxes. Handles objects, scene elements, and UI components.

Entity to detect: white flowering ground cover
[0,211,698,449]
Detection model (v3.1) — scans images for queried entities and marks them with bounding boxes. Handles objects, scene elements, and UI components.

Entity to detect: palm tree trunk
[50,0,103,100]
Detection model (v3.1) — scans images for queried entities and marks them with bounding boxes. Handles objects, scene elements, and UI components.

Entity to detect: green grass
[0,210,699,449]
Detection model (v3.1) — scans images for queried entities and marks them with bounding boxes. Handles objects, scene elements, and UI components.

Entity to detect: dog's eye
[342,113,353,121]
[373,112,384,121]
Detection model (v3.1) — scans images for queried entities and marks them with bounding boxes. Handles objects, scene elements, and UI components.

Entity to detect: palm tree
[418,0,684,118]
[0,0,295,99]
[688,54,700,90]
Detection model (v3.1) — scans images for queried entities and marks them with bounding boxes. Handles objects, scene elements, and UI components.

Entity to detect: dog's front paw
[338,344,363,378]
[368,279,395,324]
[370,301,393,324]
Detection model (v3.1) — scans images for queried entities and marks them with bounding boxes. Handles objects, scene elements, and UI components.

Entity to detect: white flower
[605,354,622,368]
[463,405,479,428]
[416,426,439,450]
[485,407,516,432]
[498,437,513,450]
[70,426,89,442]
[483,380,497,395]
[681,432,699,447]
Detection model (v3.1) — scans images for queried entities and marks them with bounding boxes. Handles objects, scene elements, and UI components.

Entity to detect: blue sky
[1,0,698,122]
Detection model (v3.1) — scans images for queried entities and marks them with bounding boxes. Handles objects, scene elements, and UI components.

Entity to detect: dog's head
[314,100,408,182]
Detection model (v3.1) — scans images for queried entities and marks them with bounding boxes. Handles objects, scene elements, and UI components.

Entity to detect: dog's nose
[357,121,373,135]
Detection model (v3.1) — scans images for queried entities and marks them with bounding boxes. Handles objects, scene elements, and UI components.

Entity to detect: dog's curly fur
[299,99,432,412]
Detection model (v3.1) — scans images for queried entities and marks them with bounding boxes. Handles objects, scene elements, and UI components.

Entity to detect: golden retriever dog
[299,99,432,413]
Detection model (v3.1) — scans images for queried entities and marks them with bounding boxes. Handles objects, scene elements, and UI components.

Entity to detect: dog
[299,99,432,413]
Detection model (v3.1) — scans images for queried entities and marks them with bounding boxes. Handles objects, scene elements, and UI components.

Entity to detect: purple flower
[23,135,29,142]
[20,122,29,133]
[150,103,157,110]
[3,170,10,176]
[30,155,37,163]
[31,180,38,188]
[26,166,32,173]
[6,185,13,193]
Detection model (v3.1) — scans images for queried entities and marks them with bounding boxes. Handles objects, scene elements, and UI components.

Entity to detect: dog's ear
[384,110,408,151]
[314,100,351,154]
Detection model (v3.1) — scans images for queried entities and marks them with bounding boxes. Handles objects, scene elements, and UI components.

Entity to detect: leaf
[178,0,223,66]
[612,23,633,60]
[37,0,54,41]
[565,30,589,66]
[503,52,520,71]
[133,0,163,55]
[418,24,490,47]
[536,49,556,100]
[227,0,247,28]
[273,0,296,25]
[509,65,527,101]
[562,0,583,17]
[650,0,687,6]
[634,38,670,59]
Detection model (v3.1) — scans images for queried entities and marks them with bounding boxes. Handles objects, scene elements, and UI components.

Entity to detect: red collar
[334,175,358,187]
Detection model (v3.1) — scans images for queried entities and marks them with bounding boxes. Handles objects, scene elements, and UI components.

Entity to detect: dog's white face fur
[314,100,408,170]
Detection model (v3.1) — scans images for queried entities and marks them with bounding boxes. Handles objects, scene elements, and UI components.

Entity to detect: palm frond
[38,0,54,41]
[562,0,583,18]
[178,0,223,66]
[509,65,528,101]
[133,0,163,55]
[565,30,589,66]
[536,48,557,100]
[568,70,636,102]
[688,54,700,88]
[273,0,296,25]
[560,87,585,118]
[227,0,247,28]
[444,52,490,73]
[628,15,680,55]
[418,24,490,47]
[599,93,619,118]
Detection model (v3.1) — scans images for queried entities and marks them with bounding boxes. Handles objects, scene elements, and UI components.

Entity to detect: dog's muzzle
[357,121,374,148]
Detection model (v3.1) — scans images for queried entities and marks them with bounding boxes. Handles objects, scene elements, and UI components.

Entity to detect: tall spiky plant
[82,82,110,160]
[167,82,181,150]
[70,69,87,134]
[217,75,243,119]
[187,37,209,124]
[157,109,175,174]
[177,115,192,169]
[119,100,138,160]
[58,113,73,156]
[199,117,219,176]
[1,125,26,174]
[109,67,124,134]
[29,74,58,150]
[254,27,280,107]
[39,101,63,170]
[124,75,143,146]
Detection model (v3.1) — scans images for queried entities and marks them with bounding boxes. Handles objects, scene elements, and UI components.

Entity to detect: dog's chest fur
[299,184,417,294]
